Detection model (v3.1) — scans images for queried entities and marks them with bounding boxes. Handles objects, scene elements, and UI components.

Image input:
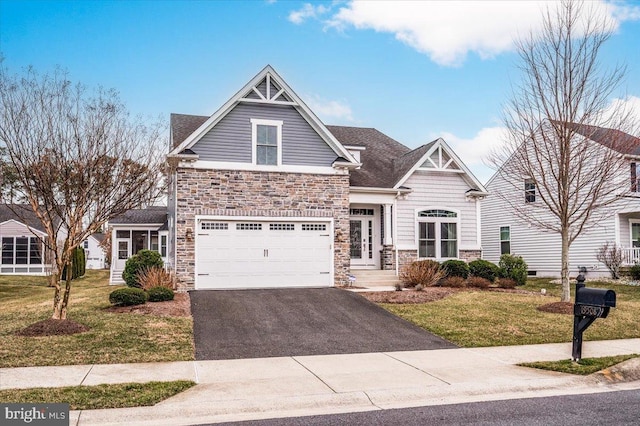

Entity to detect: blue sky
[1,0,639,183]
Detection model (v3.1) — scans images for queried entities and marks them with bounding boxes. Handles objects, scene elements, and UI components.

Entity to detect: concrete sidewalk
[2,339,640,426]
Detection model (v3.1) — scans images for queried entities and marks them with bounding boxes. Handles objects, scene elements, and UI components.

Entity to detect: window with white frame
[1,236,43,265]
[631,222,640,248]
[251,119,282,166]
[418,209,458,259]
[500,226,511,255]
[525,179,536,203]
[631,162,640,192]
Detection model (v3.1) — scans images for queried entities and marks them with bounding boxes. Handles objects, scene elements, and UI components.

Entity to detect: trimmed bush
[498,254,528,286]
[400,260,444,288]
[496,278,517,289]
[123,250,163,288]
[630,263,640,281]
[109,287,147,306]
[137,267,175,290]
[440,276,466,288]
[467,276,491,289]
[469,259,499,282]
[62,247,86,281]
[441,259,470,279]
[147,286,175,302]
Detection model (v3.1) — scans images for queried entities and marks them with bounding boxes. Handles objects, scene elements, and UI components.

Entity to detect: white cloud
[601,96,640,135]
[305,95,355,123]
[438,126,509,183]
[324,1,640,67]
[289,3,329,25]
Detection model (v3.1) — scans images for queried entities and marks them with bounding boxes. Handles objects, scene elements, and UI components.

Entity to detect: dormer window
[251,119,282,166]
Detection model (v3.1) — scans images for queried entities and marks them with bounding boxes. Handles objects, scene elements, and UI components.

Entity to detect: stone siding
[174,167,350,290]
[397,249,418,275]
[381,245,395,270]
[460,249,482,262]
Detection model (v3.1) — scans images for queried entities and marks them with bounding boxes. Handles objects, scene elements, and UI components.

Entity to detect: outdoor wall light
[185,228,193,242]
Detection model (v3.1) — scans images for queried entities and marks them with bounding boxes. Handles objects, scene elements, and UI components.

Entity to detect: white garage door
[195,219,333,289]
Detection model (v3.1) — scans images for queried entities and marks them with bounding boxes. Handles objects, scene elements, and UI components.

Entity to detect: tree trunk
[51,260,72,320]
[561,228,571,302]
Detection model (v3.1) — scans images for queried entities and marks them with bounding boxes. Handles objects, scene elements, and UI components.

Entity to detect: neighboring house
[482,122,640,278]
[111,65,487,289]
[108,206,168,284]
[0,204,50,275]
[82,233,106,270]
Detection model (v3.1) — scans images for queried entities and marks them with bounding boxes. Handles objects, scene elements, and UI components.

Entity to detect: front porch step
[350,270,401,288]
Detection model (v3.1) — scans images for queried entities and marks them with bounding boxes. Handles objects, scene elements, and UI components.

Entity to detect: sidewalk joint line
[79,365,94,386]
[291,356,338,394]
[363,391,383,410]
[74,410,82,426]
[383,352,452,385]
[193,361,200,384]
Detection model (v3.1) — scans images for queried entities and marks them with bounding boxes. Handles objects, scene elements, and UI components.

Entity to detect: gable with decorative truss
[420,145,462,172]
[241,74,295,104]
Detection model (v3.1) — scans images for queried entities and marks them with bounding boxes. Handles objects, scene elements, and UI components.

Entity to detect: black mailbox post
[572,274,616,361]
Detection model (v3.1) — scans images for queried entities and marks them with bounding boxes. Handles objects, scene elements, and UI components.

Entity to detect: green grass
[0,381,196,410]
[0,270,194,367]
[520,354,640,375]
[380,278,640,347]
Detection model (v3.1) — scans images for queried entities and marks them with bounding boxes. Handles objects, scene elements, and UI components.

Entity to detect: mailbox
[572,274,616,361]
[575,288,616,308]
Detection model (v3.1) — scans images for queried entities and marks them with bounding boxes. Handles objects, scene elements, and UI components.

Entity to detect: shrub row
[110,251,176,306]
[400,254,527,288]
[109,286,174,306]
[62,247,86,281]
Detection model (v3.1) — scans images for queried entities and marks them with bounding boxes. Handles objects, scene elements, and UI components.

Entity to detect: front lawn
[378,278,640,347]
[0,270,194,367]
[0,381,196,410]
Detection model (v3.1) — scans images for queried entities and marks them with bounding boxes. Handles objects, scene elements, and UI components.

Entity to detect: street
[215,389,640,426]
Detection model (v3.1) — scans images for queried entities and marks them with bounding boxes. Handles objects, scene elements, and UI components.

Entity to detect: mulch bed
[536,301,574,315]
[16,318,90,337]
[359,286,545,304]
[105,292,191,317]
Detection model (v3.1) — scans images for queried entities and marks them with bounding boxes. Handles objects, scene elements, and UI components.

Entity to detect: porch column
[383,203,393,245]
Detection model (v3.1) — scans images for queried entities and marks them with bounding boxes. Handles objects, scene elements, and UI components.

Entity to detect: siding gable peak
[168,65,358,167]
[394,138,488,194]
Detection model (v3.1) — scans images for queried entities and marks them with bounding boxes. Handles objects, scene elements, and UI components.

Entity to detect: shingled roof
[109,206,167,225]
[563,122,640,156]
[326,126,413,188]
[170,116,450,189]
[171,113,209,148]
[0,204,47,233]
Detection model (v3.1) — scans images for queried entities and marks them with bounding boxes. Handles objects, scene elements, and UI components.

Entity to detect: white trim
[193,215,334,290]
[239,98,297,106]
[628,219,640,247]
[615,214,621,246]
[476,198,482,247]
[414,207,461,260]
[0,219,47,237]
[394,139,488,193]
[350,186,412,194]
[168,65,358,165]
[384,204,393,246]
[177,159,338,175]
[499,225,511,255]
[251,118,283,166]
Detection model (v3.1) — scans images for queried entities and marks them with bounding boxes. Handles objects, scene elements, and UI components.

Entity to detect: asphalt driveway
[190,288,456,360]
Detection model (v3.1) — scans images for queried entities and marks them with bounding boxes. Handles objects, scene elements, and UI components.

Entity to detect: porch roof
[109,206,167,225]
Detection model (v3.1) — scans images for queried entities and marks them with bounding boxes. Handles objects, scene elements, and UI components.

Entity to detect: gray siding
[0,220,40,237]
[191,103,337,167]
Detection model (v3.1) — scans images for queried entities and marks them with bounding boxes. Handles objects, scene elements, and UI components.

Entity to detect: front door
[115,239,130,270]
[350,218,375,267]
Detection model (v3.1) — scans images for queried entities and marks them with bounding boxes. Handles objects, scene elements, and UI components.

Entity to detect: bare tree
[0,65,165,320]
[489,1,637,302]
[596,242,623,280]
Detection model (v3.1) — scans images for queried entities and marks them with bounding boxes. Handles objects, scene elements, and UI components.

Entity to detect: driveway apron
[190,288,456,360]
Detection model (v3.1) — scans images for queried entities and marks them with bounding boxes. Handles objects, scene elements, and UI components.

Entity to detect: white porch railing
[621,248,640,265]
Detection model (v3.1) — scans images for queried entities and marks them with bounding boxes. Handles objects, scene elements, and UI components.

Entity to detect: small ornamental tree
[0,65,165,320]
[596,242,623,280]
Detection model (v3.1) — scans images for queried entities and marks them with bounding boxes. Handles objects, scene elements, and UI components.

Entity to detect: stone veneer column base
[397,250,418,275]
[381,245,395,270]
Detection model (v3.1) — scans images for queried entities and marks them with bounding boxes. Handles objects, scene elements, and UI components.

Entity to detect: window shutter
[632,163,637,192]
